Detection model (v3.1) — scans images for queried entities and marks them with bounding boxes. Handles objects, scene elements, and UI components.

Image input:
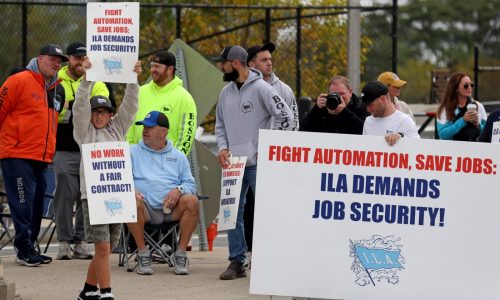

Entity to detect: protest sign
[86,2,139,83]
[217,156,247,231]
[250,130,500,300]
[491,121,500,143]
[82,142,137,225]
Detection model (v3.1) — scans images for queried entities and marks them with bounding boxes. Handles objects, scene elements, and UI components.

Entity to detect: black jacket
[300,94,370,134]
[479,109,500,143]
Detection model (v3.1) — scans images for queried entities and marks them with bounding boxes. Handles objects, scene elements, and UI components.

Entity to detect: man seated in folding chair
[127,110,199,275]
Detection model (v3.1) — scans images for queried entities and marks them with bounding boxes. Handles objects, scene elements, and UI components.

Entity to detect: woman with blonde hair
[436,73,486,141]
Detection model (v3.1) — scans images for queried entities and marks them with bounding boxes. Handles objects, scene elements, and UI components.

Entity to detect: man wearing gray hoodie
[247,42,299,130]
[244,42,299,269]
[213,45,296,280]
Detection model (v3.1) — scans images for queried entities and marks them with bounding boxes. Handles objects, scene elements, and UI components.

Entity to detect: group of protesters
[0,39,492,300]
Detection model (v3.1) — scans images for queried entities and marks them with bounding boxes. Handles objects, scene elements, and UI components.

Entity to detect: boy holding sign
[73,58,141,300]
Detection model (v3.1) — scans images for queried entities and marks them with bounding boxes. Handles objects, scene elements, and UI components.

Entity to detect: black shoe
[15,251,43,267]
[77,289,100,300]
[220,261,247,280]
[32,248,52,264]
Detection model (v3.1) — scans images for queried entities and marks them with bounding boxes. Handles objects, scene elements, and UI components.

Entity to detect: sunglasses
[463,83,475,89]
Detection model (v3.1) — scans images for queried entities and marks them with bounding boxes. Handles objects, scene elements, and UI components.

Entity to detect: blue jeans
[228,165,256,263]
[1,158,47,255]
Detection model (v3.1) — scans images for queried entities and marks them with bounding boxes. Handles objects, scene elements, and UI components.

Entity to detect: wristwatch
[176,186,184,195]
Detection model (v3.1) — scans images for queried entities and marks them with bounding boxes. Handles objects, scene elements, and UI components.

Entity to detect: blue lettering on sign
[313,200,445,227]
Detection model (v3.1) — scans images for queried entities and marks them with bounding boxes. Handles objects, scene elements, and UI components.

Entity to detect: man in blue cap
[126,110,199,276]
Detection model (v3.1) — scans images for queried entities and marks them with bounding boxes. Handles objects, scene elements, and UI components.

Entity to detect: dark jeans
[1,158,47,255]
[228,166,256,263]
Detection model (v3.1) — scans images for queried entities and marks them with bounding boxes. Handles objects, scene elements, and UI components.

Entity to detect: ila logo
[350,235,405,286]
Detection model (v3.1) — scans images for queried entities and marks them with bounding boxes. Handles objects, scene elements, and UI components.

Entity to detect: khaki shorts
[82,199,121,249]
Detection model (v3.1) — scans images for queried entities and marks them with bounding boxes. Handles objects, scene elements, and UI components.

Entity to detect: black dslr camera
[325,92,342,110]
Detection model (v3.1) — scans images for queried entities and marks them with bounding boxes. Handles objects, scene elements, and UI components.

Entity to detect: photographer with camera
[301,76,369,134]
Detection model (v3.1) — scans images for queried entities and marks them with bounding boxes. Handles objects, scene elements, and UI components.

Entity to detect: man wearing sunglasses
[127,51,197,155]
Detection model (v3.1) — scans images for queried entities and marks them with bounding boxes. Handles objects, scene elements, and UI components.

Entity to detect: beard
[68,63,84,78]
[223,69,239,82]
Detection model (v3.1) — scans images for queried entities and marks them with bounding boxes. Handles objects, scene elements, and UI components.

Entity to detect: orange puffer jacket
[0,70,65,163]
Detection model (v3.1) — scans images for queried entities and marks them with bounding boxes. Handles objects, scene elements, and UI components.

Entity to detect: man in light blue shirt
[127,110,199,276]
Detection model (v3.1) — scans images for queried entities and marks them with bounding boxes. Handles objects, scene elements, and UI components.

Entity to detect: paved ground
[1,245,268,300]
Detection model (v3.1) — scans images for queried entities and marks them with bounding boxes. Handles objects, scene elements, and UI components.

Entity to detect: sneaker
[73,243,93,259]
[32,248,52,264]
[57,241,72,260]
[244,251,252,270]
[15,251,43,267]
[77,289,100,300]
[100,292,114,300]
[136,249,154,275]
[220,261,246,280]
[151,243,172,263]
[170,250,189,275]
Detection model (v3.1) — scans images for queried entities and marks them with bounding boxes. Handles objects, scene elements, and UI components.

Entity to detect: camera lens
[326,93,341,110]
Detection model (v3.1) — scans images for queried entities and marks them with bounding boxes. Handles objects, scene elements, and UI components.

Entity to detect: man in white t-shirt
[362,81,420,145]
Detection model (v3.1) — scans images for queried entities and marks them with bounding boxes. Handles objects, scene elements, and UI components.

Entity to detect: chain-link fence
[0,1,395,100]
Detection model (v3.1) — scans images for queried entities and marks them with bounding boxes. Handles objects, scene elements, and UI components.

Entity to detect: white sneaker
[244,251,252,270]
[73,242,93,259]
[136,249,154,275]
[171,250,189,275]
[57,242,72,260]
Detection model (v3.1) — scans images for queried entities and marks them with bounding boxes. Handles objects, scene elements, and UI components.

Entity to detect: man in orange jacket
[0,44,66,267]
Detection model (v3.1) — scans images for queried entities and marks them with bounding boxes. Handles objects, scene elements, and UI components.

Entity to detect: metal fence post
[176,5,182,39]
[348,0,361,94]
[391,0,398,73]
[474,45,479,100]
[296,6,302,99]
[265,8,271,43]
[22,0,28,67]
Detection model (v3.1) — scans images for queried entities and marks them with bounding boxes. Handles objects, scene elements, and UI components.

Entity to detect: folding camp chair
[118,220,180,272]
[35,193,57,254]
[0,191,15,251]
[0,191,56,254]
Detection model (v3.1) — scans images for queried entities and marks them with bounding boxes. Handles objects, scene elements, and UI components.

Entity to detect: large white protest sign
[82,142,137,225]
[250,130,500,300]
[217,156,247,231]
[86,2,139,83]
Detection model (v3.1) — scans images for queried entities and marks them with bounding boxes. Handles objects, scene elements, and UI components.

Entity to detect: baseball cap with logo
[39,44,68,62]
[212,46,248,64]
[361,81,389,107]
[377,71,407,88]
[135,111,169,128]
[151,51,176,69]
[66,42,87,57]
[246,42,276,65]
[90,95,115,113]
